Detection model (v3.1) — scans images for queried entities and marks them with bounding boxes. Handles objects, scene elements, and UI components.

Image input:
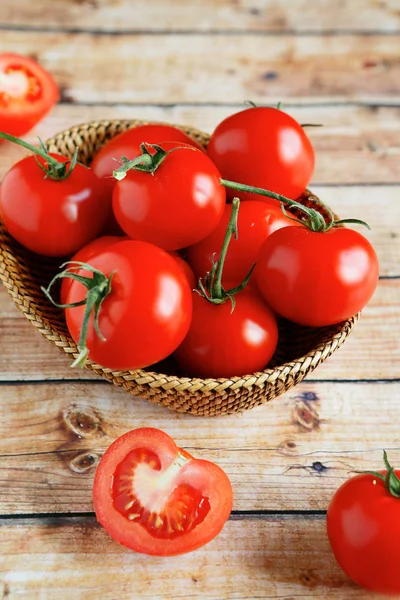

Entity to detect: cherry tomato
[174,286,278,378]
[169,252,196,289]
[187,200,298,287]
[93,427,233,556]
[207,107,315,201]
[63,240,192,370]
[0,53,59,137]
[327,463,400,595]
[255,226,379,327]
[91,123,203,198]
[0,154,110,256]
[112,142,226,251]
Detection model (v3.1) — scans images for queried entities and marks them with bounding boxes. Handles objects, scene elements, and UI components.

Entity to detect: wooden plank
[0,380,399,513]
[1,274,398,382]
[0,515,383,599]
[1,0,399,32]
[1,104,400,184]
[0,31,399,105]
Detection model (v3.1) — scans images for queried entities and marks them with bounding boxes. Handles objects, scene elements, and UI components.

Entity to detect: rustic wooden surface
[0,1,399,598]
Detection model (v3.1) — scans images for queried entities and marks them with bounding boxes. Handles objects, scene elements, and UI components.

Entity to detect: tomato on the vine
[207,106,315,201]
[91,123,203,197]
[53,239,192,370]
[187,200,298,288]
[0,151,110,257]
[327,452,400,596]
[93,427,233,556]
[0,53,58,137]
[255,225,379,327]
[112,142,226,251]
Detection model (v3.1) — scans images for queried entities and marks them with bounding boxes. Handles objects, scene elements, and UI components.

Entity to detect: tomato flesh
[112,448,210,540]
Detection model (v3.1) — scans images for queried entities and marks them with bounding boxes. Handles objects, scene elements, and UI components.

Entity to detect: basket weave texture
[0,120,359,416]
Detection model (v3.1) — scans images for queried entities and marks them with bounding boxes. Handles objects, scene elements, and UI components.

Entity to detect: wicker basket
[0,119,359,416]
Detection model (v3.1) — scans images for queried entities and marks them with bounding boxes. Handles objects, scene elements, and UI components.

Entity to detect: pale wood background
[0,1,399,598]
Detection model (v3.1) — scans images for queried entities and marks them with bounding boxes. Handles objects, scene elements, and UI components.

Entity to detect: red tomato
[187,200,298,288]
[169,252,196,289]
[63,240,192,370]
[93,427,233,556]
[255,226,379,327]
[207,107,315,201]
[91,123,204,197]
[327,467,400,595]
[0,53,59,136]
[0,154,110,256]
[112,142,226,251]
[174,286,278,378]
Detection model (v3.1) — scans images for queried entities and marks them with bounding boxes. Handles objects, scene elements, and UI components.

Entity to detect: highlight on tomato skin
[0,53,59,137]
[92,428,233,556]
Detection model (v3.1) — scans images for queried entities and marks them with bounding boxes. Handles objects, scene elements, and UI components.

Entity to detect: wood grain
[1,0,399,32]
[0,380,399,514]
[0,31,399,105]
[1,105,400,184]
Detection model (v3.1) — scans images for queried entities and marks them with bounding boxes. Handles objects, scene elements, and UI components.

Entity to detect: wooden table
[1,2,399,598]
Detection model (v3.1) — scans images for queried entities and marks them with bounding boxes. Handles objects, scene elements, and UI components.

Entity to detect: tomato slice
[93,428,233,556]
[0,53,59,136]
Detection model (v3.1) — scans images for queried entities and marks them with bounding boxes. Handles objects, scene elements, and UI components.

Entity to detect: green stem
[0,132,58,164]
[113,143,197,180]
[212,197,240,299]
[358,450,400,499]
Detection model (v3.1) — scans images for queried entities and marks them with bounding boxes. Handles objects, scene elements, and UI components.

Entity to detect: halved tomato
[93,428,233,556]
[0,53,59,136]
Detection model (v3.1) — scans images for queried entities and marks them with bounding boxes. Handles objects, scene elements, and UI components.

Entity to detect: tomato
[0,53,58,136]
[0,154,110,256]
[169,252,196,289]
[174,286,278,378]
[327,459,400,595]
[207,106,315,201]
[112,142,226,251]
[91,123,204,198]
[187,200,298,288]
[255,226,379,327]
[93,427,233,556]
[62,239,192,370]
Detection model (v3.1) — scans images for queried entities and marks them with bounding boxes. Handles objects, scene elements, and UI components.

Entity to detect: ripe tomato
[255,226,379,327]
[174,286,278,378]
[0,154,110,256]
[207,107,315,201]
[327,461,400,595]
[0,53,59,136]
[112,142,226,251]
[187,200,298,287]
[169,252,196,289]
[91,123,203,198]
[93,427,233,556]
[63,240,192,370]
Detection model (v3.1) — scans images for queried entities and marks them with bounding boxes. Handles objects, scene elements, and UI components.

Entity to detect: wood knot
[63,405,103,439]
[300,569,319,588]
[278,439,297,456]
[70,451,100,473]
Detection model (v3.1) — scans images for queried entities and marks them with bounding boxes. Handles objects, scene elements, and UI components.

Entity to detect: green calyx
[220,179,371,233]
[0,131,79,181]
[113,143,196,181]
[41,261,114,368]
[362,450,400,499]
[196,197,254,312]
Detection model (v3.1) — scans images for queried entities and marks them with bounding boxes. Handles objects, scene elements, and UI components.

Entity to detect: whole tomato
[207,106,315,201]
[0,152,110,257]
[0,53,59,137]
[327,452,400,595]
[174,286,278,378]
[91,123,203,198]
[112,142,226,251]
[55,239,193,370]
[187,200,298,288]
[255,225,379,327]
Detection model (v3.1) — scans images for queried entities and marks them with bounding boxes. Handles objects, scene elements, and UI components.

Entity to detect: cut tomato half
[93,428,233,556]
[0,53,59,136]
